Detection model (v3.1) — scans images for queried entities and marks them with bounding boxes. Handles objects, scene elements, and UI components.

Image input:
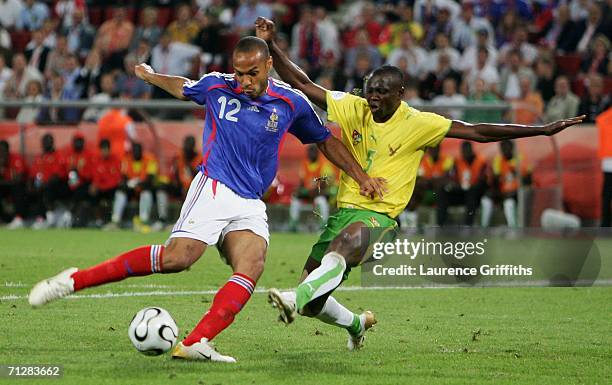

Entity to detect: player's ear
[266,56,273,72]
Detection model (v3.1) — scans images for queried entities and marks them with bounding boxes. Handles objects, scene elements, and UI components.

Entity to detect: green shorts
[308,208,398,280]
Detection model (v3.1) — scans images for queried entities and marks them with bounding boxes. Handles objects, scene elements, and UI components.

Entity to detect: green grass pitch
[0,230,610,385]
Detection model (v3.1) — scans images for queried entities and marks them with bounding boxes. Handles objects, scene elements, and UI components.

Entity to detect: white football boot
[171,339,236,363]
[347,311,377,351]
[267,288,296,324]
[28,267,78,307]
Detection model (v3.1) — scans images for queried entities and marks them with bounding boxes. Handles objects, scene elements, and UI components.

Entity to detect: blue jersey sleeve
[288,93,330,144]
[182,72,226,105]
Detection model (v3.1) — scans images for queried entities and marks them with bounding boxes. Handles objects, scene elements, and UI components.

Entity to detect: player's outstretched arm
[255,17,328,111]
[317,135,387,199]
[447,115,585,143]
[135,63,190,101]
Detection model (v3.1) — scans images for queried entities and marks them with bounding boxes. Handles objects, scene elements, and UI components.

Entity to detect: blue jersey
[183,73,330,199]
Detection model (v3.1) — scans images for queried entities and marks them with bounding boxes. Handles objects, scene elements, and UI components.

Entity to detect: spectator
[569,0,590,22]
[192,13,223,72]
[3,53,43,99]
[345,54,373,93]
[429,32,461,71]
[290,6,324,73]
[535,56,556,103]
[109,142,160,232]
[116,54,151,100]
[458,28,498,72]
[58,53,84,121]
[499,26,538,67]
[25,29,51,74]
[495,10,519,48]
[150,32,200,78]
[346,29,382,75]
[403,81,424,105]
[197,0,233,27]
[95,6,134,71]
[76,49,102,97]
[414,0,460,27]
[419,4,457,48]
[65,133,94,227]
[481,140,531,227]
[578,73,611,123]
[62,7,95,60]
[17,0,49,31]
[0,55,13,97]
[385,30,425,78]
[314,7,340,56]
[40,18,58,48]
[45,34,71,79]
[166,4,200,44]
[378,5,423,57]
[546,4,579,54]
[512,75,544,124]
[421,53,462,100]
[575,2,611,54]
[130,7,162,50]
[0,140,28,229]
[16,79,43,124]
[29,133,68,229]
[499,49,536,100]
[581,34,610,77]
[39,73,70,123]
[431,77,466,120]
[0,0,24,29]
[90,138,122,226]
[54,0,84,30]
[437,141,487,226]
[452,0,494,52]
[545,75,580,122]
[83,72,115,122]
[288,144,336,231]
[310,51,347,92]
[463,47,500,94]
[465,78,503,123]
[0,24,10,51]
[232,0,272,34]
[344,2,384,48]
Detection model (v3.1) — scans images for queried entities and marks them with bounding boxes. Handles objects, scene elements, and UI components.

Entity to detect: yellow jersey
[326,91,451,218]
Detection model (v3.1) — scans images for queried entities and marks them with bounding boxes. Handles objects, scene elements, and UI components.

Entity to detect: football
[128,307,179,356]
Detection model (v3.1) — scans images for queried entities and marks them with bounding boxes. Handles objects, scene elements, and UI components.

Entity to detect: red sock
[71,245,164,291]
[183,273,255,346]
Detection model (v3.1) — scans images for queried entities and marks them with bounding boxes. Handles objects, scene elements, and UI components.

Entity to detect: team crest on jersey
[388,143,402,156]
[352,130,362,145]
[266,109,279,132]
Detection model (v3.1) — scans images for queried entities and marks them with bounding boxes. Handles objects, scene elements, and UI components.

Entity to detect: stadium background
[0,0,610,227]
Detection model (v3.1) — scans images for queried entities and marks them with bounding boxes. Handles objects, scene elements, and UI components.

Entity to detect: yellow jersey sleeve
[410,110,452,149]
[326,91,367,136]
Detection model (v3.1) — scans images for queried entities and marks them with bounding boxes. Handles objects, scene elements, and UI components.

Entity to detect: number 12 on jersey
[218,96,241,122]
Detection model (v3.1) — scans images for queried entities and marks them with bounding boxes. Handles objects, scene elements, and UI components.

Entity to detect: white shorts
[169,172,269,246]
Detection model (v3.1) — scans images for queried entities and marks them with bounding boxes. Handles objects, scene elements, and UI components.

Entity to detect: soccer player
[0,140,28,229]
[255,17,585,350]
[289,144,337,231]
[481,140,531,227]
[28,36,385,362]
[65,133,94,227]
[89,139,122,226]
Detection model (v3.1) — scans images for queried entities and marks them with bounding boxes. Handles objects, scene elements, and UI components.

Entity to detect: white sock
[139,190,153,223]
[503,198,517,227]
[315,295,356,328]
[112,190,127,224]
[481,196,493,227]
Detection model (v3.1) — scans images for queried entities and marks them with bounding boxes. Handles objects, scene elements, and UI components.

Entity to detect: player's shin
[71,244,165,291]
[296,252,346,312]
[182,273,256,346]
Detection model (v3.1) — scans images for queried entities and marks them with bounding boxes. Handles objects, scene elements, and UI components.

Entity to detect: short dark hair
[0,140,8,151]
[234,36,270,58]
[367,65,405,89]
[99,138,110,149]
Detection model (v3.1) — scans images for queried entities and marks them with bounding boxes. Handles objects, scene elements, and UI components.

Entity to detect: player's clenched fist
[254,17,276,43]
[135,63,155,82]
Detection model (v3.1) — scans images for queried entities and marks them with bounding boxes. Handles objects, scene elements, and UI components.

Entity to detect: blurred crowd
[0,0,609,125]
